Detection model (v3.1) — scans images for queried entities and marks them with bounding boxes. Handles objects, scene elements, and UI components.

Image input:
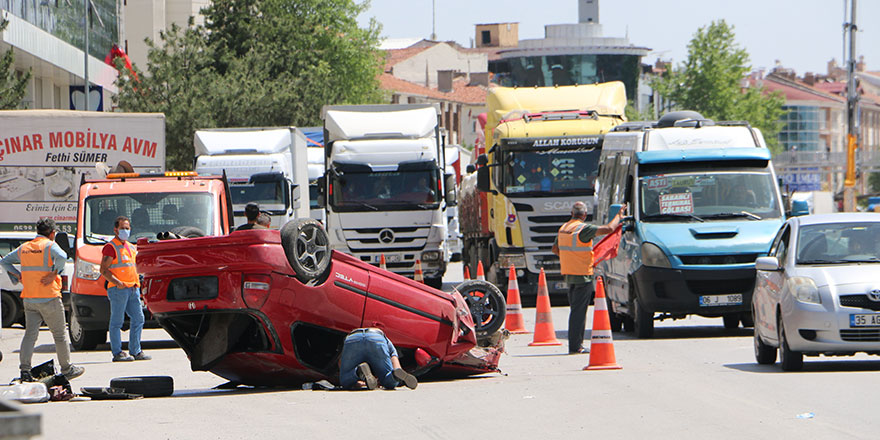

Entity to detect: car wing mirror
[755,256,781,271]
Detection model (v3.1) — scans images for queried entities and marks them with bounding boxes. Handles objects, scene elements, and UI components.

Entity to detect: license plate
[385,254,400,263]
[554,282,567,290]
[699,294,743,307]
[850,314,880,327]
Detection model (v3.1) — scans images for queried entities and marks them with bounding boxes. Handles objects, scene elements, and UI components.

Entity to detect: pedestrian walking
[552,202,626,354]
[338,327,417,390]
[0,219,84,381]
[100,216,150,362]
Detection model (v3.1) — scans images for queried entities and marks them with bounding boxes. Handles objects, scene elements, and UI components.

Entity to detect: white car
[1,232,74,327]
[753,213,880,371]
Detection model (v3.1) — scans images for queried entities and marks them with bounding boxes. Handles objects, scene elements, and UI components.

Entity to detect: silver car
[753,213,880,371]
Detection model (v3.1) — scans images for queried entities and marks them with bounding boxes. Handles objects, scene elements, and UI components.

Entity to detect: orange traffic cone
[504,264,528,334]
[476,261,486,281]
[379,254,387,270]
[528,268,562,346]
[414,259,424,283]
[584,276,622,370]
[463,265,471,280]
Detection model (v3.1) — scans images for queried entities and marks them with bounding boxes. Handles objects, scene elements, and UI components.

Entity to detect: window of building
[481,30,492,45]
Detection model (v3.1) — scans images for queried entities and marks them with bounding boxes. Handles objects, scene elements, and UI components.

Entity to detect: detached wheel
[778,316,803,372]
[455,280,506,341]
[68,313,106,351]
[2,291,21,328]
[110,376,174,398]
[281,218,330,284]
[170,226,205,238]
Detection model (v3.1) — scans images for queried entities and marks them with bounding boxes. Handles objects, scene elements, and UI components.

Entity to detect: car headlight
[641,242,671,268]
[788,277,820,304]
[421,250,442,262]
[75,259,102,280]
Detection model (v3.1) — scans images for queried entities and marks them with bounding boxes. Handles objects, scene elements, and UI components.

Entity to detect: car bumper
[783,300,880,354]
[632,266,755,315]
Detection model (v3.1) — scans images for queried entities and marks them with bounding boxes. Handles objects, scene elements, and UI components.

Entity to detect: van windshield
[228,179,287,207]
[639,172,781,221]
[329,169,440,212]
[501,148,600,196]
[83,193,215,244]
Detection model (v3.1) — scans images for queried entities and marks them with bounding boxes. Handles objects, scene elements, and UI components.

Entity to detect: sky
[358,0,880,76]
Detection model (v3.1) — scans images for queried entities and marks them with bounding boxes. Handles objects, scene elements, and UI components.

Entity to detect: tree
[115,0,385,170]
[651,20,785,154]
[0,18,31,109]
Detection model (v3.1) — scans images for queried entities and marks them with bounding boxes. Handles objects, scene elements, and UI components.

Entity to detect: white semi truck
[194,127,310,228]
[321,104,451,288]
[307,145,325,222]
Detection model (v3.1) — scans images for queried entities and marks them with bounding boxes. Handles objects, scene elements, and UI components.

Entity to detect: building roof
[384,45,432,71]
[813,82,847,95]
[761,74,844,103]
[378,73,488,105]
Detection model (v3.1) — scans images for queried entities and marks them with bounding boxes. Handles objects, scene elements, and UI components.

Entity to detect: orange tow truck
[68,171,233,350]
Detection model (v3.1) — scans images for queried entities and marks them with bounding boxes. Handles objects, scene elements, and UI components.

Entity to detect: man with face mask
[100,216,150,362]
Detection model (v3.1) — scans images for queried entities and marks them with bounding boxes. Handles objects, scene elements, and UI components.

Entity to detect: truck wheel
[281,218,330,284]
[110,376,174,397]
[170,226,205,238]
[68,313,107,351]
[455,279,506,341]
[607,302,623,333]
[722,313,740,330]
[633,298,654,339]
[2,291,21,328]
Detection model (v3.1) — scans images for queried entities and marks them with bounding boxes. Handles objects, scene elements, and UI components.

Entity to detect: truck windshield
[639,171,781,221]
[330,170,440,212]
[82,193,215,244]
[501,148,600,196]
[229,180,287,207]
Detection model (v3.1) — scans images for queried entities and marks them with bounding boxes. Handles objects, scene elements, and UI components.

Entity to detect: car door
[756,224,791,345]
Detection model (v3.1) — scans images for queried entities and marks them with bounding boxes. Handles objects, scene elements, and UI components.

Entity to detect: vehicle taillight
[242,274,271,309]
[329,182,333,196]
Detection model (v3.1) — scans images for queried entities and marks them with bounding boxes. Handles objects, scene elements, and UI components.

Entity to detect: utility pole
[431,0,437,41]
[843,0,859,211]
[83,0,90,112]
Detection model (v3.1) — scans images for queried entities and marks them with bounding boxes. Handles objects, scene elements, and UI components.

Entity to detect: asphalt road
[2,262,880,439]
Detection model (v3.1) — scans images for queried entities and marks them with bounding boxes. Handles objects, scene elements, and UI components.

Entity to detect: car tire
[170,226,205,238]
[633,297,654,339]
[778,317,803,372]
[2,291,21,328]
[281,218,331,285]
[109,376,174,398]
[722,313,740,330]
[454,279,506,341]
[754,322,777,365]
[605,298,622,332]
[68,313,107,351]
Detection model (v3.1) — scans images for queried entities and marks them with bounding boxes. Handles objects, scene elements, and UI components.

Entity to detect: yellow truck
[462,82,626,300]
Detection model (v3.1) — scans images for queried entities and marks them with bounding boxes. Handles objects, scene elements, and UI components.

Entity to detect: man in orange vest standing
[0,219,84,381]
[100,216,150,362]
[552,202,626,354]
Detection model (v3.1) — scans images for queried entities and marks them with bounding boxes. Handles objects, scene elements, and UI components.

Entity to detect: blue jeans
[339,331,398,389]
[108,286,145,356]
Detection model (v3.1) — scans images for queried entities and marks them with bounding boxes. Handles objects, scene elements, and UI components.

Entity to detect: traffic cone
[504,264,528,334]
[476,261,486,281]
[414,259,424,283]
[463,265,471,280]
[379,254,387,270]
[528,268,562,346]
[584,276,622,370]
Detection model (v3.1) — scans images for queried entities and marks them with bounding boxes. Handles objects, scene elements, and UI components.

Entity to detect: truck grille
[679,254,760,265]
[840,329,880,342]
[839,295,880,311]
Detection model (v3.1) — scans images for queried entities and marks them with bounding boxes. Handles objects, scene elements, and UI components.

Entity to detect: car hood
[792,265,880,289]
[638,219,783,256]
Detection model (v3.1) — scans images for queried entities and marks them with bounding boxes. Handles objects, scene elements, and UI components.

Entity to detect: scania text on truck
[462,82,627,299]
[69,171,234,350]
[594,111,786,338]
[320,104,452,288]
[194,127,310,229]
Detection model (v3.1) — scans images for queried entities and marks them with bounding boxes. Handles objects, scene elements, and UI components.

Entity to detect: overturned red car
[137,219,506,386]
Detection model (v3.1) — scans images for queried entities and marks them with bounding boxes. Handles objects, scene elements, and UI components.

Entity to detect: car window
[796,222,880,263]
[0,238,27,258]
[775,227,790,263]
[767,225,788,257]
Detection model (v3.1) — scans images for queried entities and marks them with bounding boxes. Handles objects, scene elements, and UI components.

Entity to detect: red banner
[592,224,622,267]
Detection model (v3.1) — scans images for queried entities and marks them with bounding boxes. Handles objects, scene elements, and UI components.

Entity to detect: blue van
[594,112,785,338]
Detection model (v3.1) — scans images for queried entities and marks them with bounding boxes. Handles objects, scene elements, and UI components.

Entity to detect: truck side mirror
[316,176,326,208]
[55,232,72,259]
[445,173,457,206]
[476,166,490,193]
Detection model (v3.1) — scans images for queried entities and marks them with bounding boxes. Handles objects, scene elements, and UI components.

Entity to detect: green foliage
[651,20,786,154]
[869,172,880,194]
[624,99,653,122]
[0,18,31,109]
[114,0,385,170]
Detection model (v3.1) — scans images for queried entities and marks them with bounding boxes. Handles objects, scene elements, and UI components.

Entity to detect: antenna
[431,0,437,40]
